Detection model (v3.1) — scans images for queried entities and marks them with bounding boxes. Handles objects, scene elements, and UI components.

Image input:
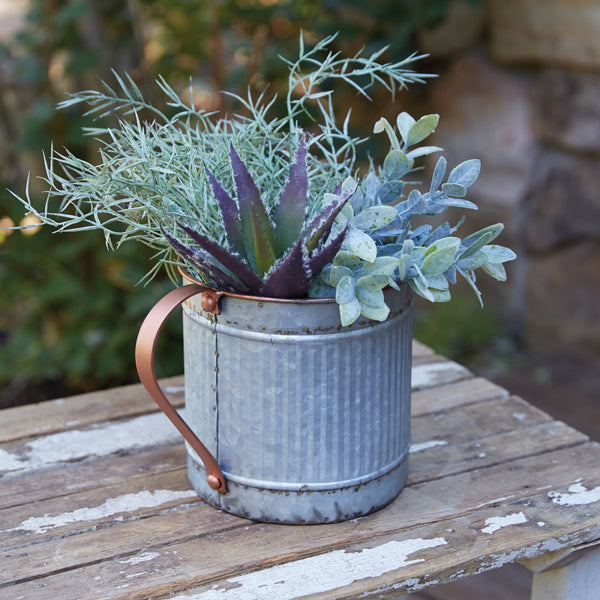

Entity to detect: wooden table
[1,341,599,600]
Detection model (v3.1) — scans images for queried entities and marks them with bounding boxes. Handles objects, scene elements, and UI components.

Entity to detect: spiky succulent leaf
[308,225,348,277]
[304,191,350,253]
[177,223,263,292]
[229,145,277,275]
[260,238,310,298]
[205,166,245,257]
[161,227,248,291]
[272,138,308,254]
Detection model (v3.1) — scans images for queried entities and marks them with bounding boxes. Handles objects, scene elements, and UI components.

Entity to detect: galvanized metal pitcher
[136,276,414,524]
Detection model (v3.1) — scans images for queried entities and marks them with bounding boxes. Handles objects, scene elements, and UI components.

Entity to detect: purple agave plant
[162,138,352,299]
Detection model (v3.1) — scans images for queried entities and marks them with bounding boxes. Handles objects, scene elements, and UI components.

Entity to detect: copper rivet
[207,475,221,490]
[201,294,216,313]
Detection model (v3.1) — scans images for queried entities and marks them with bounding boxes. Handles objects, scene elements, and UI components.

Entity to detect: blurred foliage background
[1,0,499,408]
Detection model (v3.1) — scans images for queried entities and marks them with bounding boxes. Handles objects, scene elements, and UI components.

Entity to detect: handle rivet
[207,475,221,490]
[201,292,218,313]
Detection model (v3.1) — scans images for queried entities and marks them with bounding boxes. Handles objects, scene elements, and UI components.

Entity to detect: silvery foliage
[309,112,517,326]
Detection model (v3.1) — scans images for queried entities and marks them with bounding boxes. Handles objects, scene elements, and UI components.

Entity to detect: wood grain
[0,341,598,600]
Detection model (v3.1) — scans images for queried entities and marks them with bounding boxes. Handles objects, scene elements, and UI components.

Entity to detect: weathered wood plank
[408,420,589,485]
[0,375,185,444]
[411,377,509,417]
[4,469,600,600]
[3,443,599,595]
[0,503,247,587]
[0,444,187,510]
[410,395,552,449]
[0,410,182,479]
[0,469,195,548]
[411,360,471,390]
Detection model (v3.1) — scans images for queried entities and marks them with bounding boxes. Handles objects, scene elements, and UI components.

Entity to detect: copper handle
[135,285,227,494]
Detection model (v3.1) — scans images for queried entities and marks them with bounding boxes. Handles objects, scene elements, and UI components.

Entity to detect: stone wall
[421,0,600,358]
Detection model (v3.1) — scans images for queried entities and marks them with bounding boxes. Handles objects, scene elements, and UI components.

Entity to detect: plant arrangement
[13,35,515,326]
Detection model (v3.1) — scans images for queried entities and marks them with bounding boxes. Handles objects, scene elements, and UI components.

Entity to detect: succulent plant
[162,138,352,299]
[310,111,517,326]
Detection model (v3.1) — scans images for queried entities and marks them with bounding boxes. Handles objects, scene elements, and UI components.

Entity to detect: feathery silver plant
[13,34,428,283]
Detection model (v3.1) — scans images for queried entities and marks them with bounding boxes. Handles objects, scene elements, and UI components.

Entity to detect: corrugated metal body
[182,287,413,523]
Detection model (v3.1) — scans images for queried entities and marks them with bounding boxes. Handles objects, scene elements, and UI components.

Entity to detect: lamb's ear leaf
[205,165,245,258]
[259,238,310,299]
[229,145,277,275]
[177,222,263,292]
[161,227,248,292]
[309,225,348,277]
[272,137,308,254]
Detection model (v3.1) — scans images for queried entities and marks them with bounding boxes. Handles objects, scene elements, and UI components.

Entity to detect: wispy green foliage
[12,35,427,284]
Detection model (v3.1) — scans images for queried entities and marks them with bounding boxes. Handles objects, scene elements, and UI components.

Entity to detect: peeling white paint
[411,361,469,389]
[482,512,527,534]
[512,412,527,422]
[169,537,448,600]
[6,489,196,534]
[537,522,546,527]
[549,482,600,506]
[475,495,516,509]
[0,412,182,476]
[119,551,161,565]
[409,440,448,454]
[0,449,26,471]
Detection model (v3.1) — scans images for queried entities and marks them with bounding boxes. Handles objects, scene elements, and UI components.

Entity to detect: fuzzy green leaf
[406,114,439,146]
[336,275,356,304]
[359,256,400,277]
[356,286,385,307]
[482,261,507,281]
[356,274,389,291]
[359,301,390,322]
[383,150,412,179]
[343,228,377,262]
[378,181,404,204]
[421,237,460,276]
[481,245,517,263]
[339,297,362,327]
[328,265,353,286]
[354,206,397,231]
[406,146,443,159]
[409,277,435,302]
[459,231,494,260]
[396,112,416,143]
[441,182,467,198]
[447,159,481,188]
[333,250,361,269]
